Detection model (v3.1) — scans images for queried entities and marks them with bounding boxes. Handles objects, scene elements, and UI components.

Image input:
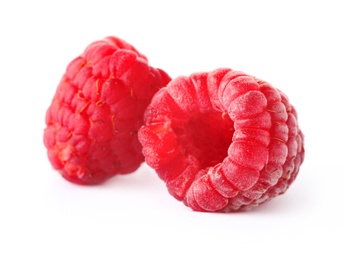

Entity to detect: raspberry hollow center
[174,111,235,169]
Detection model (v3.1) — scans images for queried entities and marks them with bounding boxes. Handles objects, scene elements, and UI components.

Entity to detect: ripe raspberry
[138,68,304,212]
[44,36,171,185]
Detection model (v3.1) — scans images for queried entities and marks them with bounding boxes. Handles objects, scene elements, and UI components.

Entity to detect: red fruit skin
[138,69,304,212]
[44,36,171,185]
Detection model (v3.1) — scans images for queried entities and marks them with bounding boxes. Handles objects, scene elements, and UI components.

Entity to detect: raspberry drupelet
[44,36,171,184]
[138,68,304,212]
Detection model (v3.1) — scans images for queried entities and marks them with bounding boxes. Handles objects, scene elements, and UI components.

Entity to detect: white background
[1,0,343,259]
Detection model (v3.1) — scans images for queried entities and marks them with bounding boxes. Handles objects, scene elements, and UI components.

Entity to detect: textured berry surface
[44,36,171,185]
[138,68,304,212]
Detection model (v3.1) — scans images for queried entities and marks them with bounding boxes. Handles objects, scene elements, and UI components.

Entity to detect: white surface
[1,1,343,259]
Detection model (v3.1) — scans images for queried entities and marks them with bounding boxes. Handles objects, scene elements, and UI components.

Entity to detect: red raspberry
[44,36,171,185]
[138,68,304,212]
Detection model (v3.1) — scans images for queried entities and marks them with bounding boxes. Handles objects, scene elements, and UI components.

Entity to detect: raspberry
[44,36,171,185]
[138,68,304,212]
